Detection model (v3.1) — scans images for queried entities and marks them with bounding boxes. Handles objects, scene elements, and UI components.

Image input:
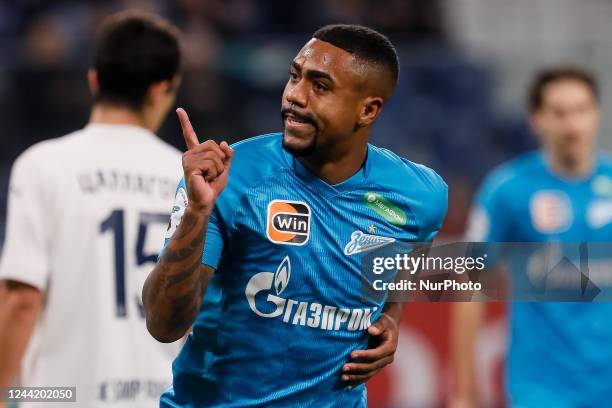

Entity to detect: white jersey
[0,123,183,407]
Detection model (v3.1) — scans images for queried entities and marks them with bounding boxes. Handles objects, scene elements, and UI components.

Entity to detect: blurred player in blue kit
[143,25,448,407]
[451,67,612,407]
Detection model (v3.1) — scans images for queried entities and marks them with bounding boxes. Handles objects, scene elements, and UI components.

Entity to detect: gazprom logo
[245,256,377,331]
[344,230,395,256]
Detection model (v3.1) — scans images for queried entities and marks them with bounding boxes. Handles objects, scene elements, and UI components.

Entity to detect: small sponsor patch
[266,200,311,245]
[530,190,572,233]
[364,192,407,226]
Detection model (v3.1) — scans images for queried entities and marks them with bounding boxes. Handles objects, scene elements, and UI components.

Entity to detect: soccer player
[143,24,448,407]
[450,67,612,407]
[0,12,183,407]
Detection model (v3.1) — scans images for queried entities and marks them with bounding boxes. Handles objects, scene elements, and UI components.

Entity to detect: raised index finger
[176,107,199,150]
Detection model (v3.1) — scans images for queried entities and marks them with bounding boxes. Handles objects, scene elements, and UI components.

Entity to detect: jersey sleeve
[0,149,52,290]
[464,171,511,242]
[161,176,238,270]
[405,162,448,243]
[420,174,449,242]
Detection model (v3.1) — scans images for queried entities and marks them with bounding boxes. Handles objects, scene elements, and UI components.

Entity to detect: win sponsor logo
[267,200,311,245]
[344,230,396,255]
[245,256,378,331]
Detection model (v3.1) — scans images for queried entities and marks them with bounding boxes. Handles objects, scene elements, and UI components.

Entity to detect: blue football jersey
[159,133,448,407]
[467,151,612,407]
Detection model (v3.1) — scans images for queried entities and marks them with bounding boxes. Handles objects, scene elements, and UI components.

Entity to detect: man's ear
[529,111,547,145]
[357,97,384,127]
[87,68,99,96]
[529,111,542,134]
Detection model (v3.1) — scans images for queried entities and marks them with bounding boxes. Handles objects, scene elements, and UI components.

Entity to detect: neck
[547,151,595,179]
[89,104,151,131]
[298,136,369,185]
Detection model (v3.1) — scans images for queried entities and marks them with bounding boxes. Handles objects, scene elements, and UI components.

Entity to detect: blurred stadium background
[1,0,611,406]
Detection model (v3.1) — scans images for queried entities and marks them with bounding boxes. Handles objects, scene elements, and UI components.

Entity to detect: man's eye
[314,82,328,92]
[289,71,298,81]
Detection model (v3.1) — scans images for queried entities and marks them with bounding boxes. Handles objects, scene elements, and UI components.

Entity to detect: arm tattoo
[161,234,203,263]
[142,208,215,342]
[166,256,202,287]
[170,282,202,327]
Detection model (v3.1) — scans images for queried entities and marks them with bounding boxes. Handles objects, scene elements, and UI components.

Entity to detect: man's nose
[285,80,308,108]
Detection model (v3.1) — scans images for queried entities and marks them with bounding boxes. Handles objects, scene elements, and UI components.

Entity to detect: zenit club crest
[266,200,311,245]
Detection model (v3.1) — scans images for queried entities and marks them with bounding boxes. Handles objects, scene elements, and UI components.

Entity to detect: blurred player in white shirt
[0,11,183,407]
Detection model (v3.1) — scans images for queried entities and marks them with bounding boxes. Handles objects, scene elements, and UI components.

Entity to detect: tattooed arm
[142,209,213,342]
[142,108,233,343]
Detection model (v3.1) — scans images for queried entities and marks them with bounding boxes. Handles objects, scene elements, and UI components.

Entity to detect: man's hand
[177,108,233,213]
[342,313,399,387]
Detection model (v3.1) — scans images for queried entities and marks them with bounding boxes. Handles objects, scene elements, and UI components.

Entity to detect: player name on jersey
[77,169,176,198]
[98,378,169,403]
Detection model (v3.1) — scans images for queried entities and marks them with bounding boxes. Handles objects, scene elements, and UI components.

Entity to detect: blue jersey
[467,151,612,407]
[160,133,447,407]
